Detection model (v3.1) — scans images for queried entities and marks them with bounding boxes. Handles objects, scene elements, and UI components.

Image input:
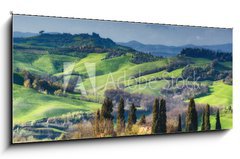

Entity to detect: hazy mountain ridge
[118,40,232,57]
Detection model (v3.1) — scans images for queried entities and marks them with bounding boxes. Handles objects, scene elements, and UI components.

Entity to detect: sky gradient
[13,15,232,46]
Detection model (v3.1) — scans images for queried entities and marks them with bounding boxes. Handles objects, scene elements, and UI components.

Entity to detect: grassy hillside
[13,51,81,75]
[194,81,232,107]
[13,84,101,124]
[210,113,232,130]
[124,80,168,97]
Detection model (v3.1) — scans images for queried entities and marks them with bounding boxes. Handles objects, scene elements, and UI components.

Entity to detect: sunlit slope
[13,84,101,124]
[194,81,232,107]
[13,51,81,75]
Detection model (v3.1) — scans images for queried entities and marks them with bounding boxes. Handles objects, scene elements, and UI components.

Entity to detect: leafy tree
[23,79,32,88]
[127,103,137,130]
[177,114,182,132]
[215,109,222,130]
[116,97,125,134]
[32,79,39,89]
[159,99,167,133]
[186,98,198,132]
[138,114,146,125]
[39,30,45,34]
[151,98,159,133]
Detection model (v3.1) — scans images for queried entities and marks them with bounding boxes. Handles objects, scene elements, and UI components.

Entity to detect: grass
[124,80,169,97]
[13,51,81,75]
[13,84,101,124]
[186,57,212,66]
[219,61,232,69]
[65,53,170,98]
[210,112,232,130]
[194,81,232,107]
[13,51,232,129]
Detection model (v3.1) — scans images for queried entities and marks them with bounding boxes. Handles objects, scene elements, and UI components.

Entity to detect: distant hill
[13,32,161,64]
[118,40,232,57]
[13,31,39,38]
[14,32,127,49]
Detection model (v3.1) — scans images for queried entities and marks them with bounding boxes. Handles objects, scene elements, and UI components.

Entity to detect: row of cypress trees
[94,97,222,137]
[94,97,139,136]
[151,98,167,134]
[185,98,222,132]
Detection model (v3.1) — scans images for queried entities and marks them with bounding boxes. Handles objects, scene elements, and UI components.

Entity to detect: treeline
[180,48,232,62]
[14,71,66,95]
[130,52,162,64]
[182,61,232,83]
[93,97,222,137]
[14,32,161,64]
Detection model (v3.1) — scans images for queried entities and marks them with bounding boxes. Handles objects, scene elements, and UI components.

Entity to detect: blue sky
[13,15,232,46]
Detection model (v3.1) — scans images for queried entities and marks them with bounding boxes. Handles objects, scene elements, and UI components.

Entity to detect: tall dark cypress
[94,109,101,136]
[127,103,137,130]
[204,104,211,131]
[100,97,113,120]
[159,99,167,133]
[215,109,222,130]
[116,97,125,133]
[100,97,114,135]
[201,110,205,131]
[186,98,198,132]
[151,98,159,133]
[177,114,182,132]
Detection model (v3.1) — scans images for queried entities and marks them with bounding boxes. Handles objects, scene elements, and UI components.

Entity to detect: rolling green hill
[194,81,232,107]
[13,84,101,124]
[12,33,232,139]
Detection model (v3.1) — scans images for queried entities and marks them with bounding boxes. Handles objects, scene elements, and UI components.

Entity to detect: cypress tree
[186,98,198,132]
[139,114,146,125]
[151,98,159,133]
[159,99,167,133]
[94,109,100,136]
[177,114,182,132]
[215,109,222,130]
[201,111,205,131]
[201,104,211,131]
[127,103,137,130]
[100,97,114,135]
[100,97,113,120]
[204,104,211,131]
[116,97,125,133]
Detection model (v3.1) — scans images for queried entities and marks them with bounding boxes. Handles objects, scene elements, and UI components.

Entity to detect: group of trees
[131,52,162,64]
[180,48,232,62]
[151,98,167,133]
[93,96,222,137]
[93,97,140,137]
[15,32,162,64]
[20,70,64,95]
[185,98,221,132]
[182,61,231,82]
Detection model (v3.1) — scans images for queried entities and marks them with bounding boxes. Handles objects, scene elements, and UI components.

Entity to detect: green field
[194,81,232,107]
[13,51,81,75]
[124,80,169,96]
[210,113,232,130]
[13,84,101,124]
